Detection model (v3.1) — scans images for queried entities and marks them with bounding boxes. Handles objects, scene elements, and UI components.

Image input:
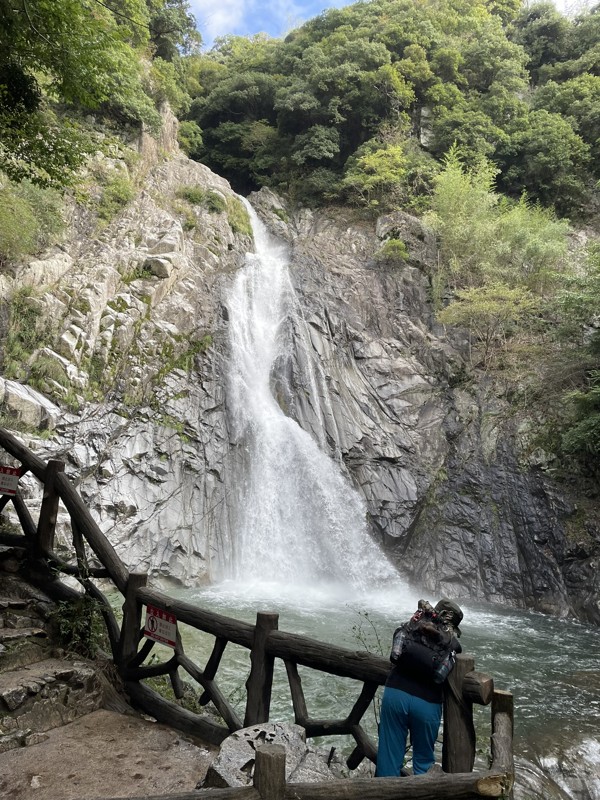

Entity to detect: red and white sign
[144,604,177,648]
[0,466,21,496]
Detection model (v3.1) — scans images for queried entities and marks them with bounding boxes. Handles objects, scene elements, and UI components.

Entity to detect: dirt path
[0,709,216,800]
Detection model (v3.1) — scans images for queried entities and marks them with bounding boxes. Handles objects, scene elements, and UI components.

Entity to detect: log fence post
[254,744,286,800]
[36,459,64,557]
[491,689,514,800]
[119,572,147,671]
[443,653,476,773]
[245,611,278,726]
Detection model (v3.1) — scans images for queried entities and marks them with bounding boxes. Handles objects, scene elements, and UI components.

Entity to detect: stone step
[0,658,104,754]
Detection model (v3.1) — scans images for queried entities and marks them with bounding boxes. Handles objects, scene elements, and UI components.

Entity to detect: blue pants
[376,686,442,776]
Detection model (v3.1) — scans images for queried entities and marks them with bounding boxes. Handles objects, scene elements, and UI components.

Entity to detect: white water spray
[222,200,399,596]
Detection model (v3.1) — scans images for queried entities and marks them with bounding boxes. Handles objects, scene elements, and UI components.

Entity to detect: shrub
[375,238,410,266]
[176,185,205,204]
[49,596,107,658]
[0,178,63,265]
[178,120,203,156]
[96,174,135,221]
[226,196,251,235]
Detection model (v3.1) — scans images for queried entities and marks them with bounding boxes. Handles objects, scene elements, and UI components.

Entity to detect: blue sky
[188,0,355,47]
[189,0,572,48]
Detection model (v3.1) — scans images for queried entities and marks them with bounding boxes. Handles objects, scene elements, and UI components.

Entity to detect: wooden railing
[0,427,514,799]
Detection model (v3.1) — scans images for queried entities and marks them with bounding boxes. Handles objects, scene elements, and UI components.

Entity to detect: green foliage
[49,595,106,658]
[425,148,499,290]
[0,183,37,263]
[426,148,569,298]
[497,109,590,214]
[178,0,599,213]
[226,197,252,235]
[178,120,203,156]
[176,185,227,212]
[437,282,539,367]
[29,354,69,392]
[0,0,199,186]
[374,238,409,266]
[96,174,136,221]
[533,74,600,169]
[2,287,46,379]
[343,142,407,208]
[561,372,600,465]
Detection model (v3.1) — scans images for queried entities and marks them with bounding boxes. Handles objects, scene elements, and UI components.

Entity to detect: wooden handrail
[137,586,255,649]
[0,427,48,480]
[0,426,514,790]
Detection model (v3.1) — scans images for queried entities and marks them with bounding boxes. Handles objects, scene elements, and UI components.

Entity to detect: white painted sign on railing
[0,465,21,496]
[144,604,177,648]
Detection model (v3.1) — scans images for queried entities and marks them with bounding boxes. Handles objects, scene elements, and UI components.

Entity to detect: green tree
[533,75,600,172]
[342,142,407,207]
[497,109,590,214]
[437,282,539,368]
[425,148,500,289]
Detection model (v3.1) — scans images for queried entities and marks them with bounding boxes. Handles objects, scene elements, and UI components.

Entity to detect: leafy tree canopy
[0,0,199,186]
[182,0,599,215]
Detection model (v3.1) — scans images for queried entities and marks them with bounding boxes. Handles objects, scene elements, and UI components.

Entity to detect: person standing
[376,598,464,777]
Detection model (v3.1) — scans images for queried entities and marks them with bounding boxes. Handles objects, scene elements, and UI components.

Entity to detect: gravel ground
[0,709,217,800]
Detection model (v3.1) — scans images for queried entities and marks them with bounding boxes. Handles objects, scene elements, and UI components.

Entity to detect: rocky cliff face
[1,128,598,624]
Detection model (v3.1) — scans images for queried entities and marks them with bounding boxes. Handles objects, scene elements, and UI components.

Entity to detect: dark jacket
[385,623,462,704]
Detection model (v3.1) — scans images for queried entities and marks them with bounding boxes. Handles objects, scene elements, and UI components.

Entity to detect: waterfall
[221,200,399,595]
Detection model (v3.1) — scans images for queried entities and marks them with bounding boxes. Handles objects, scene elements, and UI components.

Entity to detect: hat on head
[435,598,464,633]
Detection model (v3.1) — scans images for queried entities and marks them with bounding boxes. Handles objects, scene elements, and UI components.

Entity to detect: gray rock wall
[1,142,598,623]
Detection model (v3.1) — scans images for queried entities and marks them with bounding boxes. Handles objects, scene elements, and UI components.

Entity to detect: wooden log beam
[46,553,109,578]
[491,713,513,774]
[178,652,243,732]
[54,472,129,592]
[125,655,178,680]
[125,681,230,746]
[137,587,255,649]
[0,427,47,480]
[492,690,514,735]
[463,672,494,706]
[491,690,514,800]
[349,723,377,763]
[119,572,148,670]
[284,661,309,725]
[37,459,64,556]
[282,771,511,799]
[303,719,349,738]
[346,682,378,726]
[254,744,286,800]
[266,630,389,684]
[443,654,476,773]
[11,490,38,538]
[245,612,278,726]
[0,532,30,549]
[82,578,122,662]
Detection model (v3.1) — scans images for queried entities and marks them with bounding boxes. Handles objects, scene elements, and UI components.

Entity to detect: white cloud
[189,0,348,47]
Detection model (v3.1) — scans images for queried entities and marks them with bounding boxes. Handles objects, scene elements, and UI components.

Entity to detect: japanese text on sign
[0,465,21,496]
[144,604,177,648]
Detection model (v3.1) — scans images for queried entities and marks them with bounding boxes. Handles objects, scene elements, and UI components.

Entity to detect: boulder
[201,723,340,789]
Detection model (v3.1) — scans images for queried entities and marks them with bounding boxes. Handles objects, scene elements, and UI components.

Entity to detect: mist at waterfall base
[180,201,600,794]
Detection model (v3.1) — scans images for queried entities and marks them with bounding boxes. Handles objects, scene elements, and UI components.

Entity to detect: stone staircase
[0,565,215,800]
[0,572,105,754]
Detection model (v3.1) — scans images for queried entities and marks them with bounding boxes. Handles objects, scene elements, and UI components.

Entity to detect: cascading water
[221,200,399,596]
[186,199,600,800]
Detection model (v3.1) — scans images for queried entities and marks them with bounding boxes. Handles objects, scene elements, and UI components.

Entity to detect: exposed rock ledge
[0,140,598,624]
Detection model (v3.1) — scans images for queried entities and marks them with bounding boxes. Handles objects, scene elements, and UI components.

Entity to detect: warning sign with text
[0,466,21,496]
[144,604,177,648]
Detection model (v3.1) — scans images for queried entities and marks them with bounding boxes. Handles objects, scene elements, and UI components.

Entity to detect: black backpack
[390,609,456,684]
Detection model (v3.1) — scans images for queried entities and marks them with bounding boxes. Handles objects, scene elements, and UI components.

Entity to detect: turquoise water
[158,579,600,768]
